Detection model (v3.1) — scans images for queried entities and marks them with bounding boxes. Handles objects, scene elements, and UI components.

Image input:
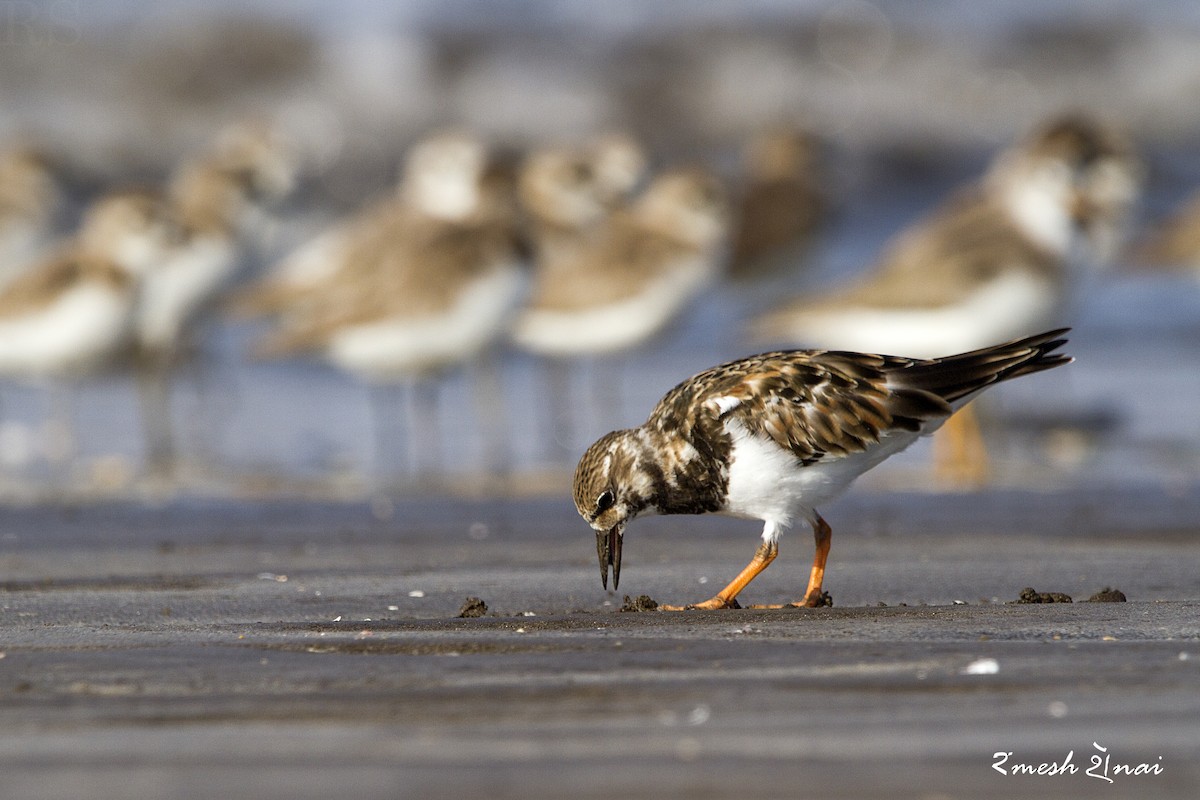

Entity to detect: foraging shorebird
[0,147,65,291]
[573,329,1071,609]
[728,125,828,281]
[749,115,1138,482]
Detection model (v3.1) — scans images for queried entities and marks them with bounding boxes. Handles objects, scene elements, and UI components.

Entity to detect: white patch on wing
[707,395,741,416]
[271,225,353,288]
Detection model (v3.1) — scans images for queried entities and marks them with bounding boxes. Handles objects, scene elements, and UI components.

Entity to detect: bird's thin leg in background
[933,405,990,486]
[44,381,77,490]
[368,382,405,492]
[660,540,779,611]
[136,359,176,481]
[470,353,510,492]
[545,357,574,464]
[410,376,443,483]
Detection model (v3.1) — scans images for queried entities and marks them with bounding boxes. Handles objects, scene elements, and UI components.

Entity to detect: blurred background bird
[1131,189,1200,274]
[513,163,730,460]
[130,120,300,479]
[249,131,525,488]
[750,114,1142,485]
[0,190,179,479]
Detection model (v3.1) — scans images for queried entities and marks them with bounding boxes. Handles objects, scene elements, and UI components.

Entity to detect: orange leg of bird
[749,512,833,609]
[933,405,990,487]
[658,540,778,611]
[799,513,832,606]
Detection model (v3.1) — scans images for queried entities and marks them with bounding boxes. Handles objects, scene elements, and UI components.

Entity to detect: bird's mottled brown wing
[648,350,952,466]
[649,330,1069,466]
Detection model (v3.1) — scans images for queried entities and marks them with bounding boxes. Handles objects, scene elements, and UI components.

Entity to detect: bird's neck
[626,425,726,517]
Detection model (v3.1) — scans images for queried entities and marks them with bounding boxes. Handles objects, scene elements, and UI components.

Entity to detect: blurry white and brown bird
[139,120,299,363]
[228,129,497,327]
[0,189,179,471]
[749,115,1139,483]
[0,190,178,379]
[251,131,524,379]
[516,133,648,265]
[513,164,730,358]
[250,131,526,481]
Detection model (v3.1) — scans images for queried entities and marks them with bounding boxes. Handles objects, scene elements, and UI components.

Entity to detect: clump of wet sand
[1085,587,1127,602]
[458,597,488,618]
[620,594,659,612]
[1010,587,1073,604]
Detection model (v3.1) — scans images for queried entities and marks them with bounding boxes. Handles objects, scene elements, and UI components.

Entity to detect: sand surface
[1,490,1197,799]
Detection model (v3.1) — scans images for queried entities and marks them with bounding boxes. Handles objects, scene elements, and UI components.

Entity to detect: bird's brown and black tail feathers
[894,328,1071,404]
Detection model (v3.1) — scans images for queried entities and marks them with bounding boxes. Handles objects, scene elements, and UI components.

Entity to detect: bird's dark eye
[595,490,615,513]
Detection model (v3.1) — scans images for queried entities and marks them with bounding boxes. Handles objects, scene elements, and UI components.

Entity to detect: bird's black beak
[596,524,623,590]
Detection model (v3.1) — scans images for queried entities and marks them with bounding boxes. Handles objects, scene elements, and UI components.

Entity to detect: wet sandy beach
[1,489,1197,799]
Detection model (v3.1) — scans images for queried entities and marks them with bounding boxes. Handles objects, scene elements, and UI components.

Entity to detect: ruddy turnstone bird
[728,124,828,281]
[0,146,65,291]
[513,165,729,357]
[573,329,1071,609]
[749,115,1137,482]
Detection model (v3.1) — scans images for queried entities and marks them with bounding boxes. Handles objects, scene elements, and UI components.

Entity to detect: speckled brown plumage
[573,329,1071,603]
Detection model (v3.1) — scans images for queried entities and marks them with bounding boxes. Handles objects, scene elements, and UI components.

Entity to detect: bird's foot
[748,591,833,610]
[798,589,833,608]
[658,596,742,611]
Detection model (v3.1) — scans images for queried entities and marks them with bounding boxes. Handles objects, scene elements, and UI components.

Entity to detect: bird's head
[573,429,657,591]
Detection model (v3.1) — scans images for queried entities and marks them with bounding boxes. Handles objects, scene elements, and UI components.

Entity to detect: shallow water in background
[1,1,1200,499]
[0,159,1196,500]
